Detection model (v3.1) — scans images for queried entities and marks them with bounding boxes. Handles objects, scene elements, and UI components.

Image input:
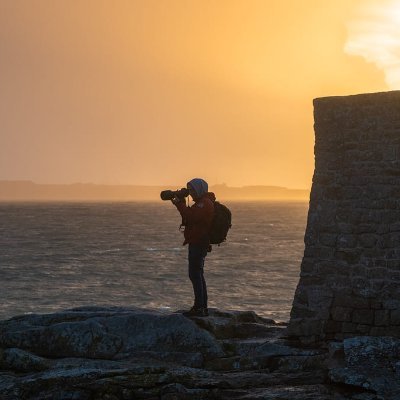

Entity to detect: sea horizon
[0,180,310,202]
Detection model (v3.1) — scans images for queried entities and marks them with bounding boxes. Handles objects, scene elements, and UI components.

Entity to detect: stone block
[306,286,334,310]
[299,275,324,286]
[331,307,353,322]
[369,327,389,336]
[389,223,400,233]
[366,267,387,280]
[324,320,343,333]
[290,306,316,319]
[354,224,376,234]
[384,300,400,310]
[318,260,348,276]
[287,319,323,337]
[335,250,361,264]
[386,326,400,337]
[351,277,371,292]
[343,333,358,339]
[380,232,400,248]
[389,271,400,282]
[387,259,400,269]
[319,233,337,247]
[376,224,389,237]
[334,333,344,341]
[333,294,369,309]
[356,324,371,334]
[286,319,303,337]
[302,320,322,336]
[383,146,396,161]
[352,309,374,325]
[312,172,333,185]
[300,259,318,274]
[358,234,377,248]
[326,276,352,291]
[351,264,368,276]
[324,185,343,201]
[371,280,387,292]
[337,234,357,248]
[342,322,357,333]
[316,247,336,260]
[370,300,382,310]
[337,222,354,234]
[359,257,374,268]
[303,246,318,258]
[325,333,336,341]
[374,310,390,326]
[391,309,400,325]
[298,335,317,345]
[374,259,387,268]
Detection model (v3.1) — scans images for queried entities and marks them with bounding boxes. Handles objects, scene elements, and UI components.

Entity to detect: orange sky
[0,0,393,188]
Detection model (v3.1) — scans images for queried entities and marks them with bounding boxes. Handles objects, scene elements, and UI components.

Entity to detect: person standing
[172,178,215,317]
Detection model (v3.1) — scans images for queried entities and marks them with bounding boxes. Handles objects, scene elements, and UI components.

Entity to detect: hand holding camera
[160,188,189,202]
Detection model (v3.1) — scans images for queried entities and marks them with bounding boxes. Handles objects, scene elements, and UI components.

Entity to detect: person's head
[187,178,208,200]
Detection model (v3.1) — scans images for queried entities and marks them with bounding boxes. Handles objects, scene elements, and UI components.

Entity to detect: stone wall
[288,90,400,343]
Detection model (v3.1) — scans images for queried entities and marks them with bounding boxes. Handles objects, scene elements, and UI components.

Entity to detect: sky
[0,0,398,189]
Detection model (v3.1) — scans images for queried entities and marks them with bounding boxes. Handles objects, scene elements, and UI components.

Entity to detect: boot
[183,306,208,317]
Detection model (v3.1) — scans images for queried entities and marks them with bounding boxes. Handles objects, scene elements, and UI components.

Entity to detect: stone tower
[288,90,400,343]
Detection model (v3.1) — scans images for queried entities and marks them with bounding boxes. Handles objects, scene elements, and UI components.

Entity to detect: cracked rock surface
[0,306,395,399]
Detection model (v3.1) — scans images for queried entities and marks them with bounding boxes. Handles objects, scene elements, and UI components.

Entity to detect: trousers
[188,243,208,309]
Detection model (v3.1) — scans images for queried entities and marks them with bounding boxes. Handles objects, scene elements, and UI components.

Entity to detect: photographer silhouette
[171,178,215,317]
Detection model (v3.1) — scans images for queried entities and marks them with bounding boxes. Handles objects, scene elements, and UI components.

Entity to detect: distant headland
[0,181,309,201]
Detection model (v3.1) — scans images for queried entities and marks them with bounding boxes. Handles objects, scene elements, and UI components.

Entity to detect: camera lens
[160,190,174,201]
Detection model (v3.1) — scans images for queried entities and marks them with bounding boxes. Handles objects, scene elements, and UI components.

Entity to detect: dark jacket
[174,192,215,245]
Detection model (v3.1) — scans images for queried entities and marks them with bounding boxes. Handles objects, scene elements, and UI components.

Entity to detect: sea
[0,201,308,322]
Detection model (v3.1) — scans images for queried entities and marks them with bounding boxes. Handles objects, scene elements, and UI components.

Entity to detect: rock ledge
[0,306,397,399]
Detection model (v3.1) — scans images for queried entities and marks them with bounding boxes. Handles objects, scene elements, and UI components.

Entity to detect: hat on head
[187,178,208,198]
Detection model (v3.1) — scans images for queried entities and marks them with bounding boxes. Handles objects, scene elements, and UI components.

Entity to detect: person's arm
[174,198,213,225]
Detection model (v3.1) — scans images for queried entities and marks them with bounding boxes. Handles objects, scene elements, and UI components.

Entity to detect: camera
[160,188,189,201]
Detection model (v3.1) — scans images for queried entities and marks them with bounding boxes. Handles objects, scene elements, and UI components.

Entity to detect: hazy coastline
[0,181,309,202]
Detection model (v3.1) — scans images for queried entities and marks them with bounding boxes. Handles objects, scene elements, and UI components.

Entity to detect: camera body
[160,188,189,201]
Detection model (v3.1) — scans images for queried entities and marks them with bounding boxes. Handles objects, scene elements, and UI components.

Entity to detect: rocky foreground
[0,307,399,399]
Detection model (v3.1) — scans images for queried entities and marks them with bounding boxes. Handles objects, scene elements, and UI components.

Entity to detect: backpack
[209,201,232,245]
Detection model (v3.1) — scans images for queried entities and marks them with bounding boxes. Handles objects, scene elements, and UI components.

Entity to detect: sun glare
[345,0,400,89]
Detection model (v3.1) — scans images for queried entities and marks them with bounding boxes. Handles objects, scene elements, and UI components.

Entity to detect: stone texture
[0,306,389,399]
[0,348,49,372]
[329,336,400,399]
[0,306,223,360]
[288,90,400,342]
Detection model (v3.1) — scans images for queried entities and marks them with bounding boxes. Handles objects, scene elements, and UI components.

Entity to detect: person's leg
[198,245,208,310]
[201,272,208,310]
[188,244,208,309]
